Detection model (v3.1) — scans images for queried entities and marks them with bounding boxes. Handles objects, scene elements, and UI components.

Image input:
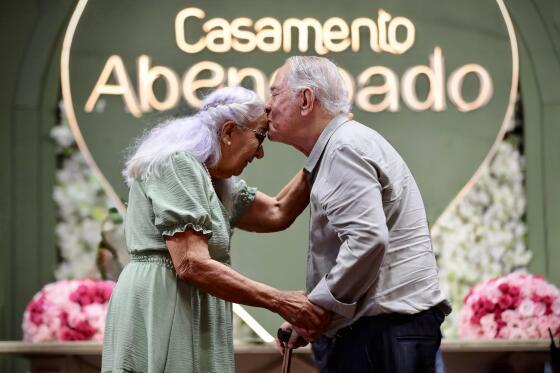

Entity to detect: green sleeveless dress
[102,152,256,373]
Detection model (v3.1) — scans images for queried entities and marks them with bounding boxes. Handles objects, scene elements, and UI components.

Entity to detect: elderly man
[267,56,451,373]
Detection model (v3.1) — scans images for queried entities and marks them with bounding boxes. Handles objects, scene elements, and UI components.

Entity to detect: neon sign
[84,8,493,117]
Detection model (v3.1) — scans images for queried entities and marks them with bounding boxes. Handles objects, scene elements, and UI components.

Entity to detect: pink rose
[483,298,495,313]
[506,312,523,329]
[498,325,511,339]
[508,326,527,339]
[518,299,536,318]
[32,324,55,342]
[535,315,560,337]
[509,286,520,297]
[501,310,516,323]
[498,282,510,294]
[533,302,546,317]
[552,299,560,316]
[498,295,512,310]
[520,318,539,338]
[471,314,481,325]
[480,314,498,338]
[541,295,553,305]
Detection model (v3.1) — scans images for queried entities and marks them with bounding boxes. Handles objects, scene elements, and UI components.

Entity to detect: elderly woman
[101,86,328,373]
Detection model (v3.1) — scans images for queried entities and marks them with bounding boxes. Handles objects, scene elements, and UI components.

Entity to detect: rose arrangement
[459,273,560,339]
[22,279,115,342]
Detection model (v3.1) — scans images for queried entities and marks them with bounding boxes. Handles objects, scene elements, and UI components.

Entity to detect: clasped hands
[275,291,331,354]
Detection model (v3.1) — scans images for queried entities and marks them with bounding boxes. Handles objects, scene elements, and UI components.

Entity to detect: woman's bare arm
[165,228,328,337]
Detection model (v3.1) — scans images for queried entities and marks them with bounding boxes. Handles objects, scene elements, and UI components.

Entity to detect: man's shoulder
[326,120,384,153]
[324,120,409,172]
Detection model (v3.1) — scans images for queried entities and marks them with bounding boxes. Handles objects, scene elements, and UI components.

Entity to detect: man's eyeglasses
[235,124,267,147]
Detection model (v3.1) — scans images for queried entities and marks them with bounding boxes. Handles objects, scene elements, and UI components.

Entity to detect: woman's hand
[274,291,331,341]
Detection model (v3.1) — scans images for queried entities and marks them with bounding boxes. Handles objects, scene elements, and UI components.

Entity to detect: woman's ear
[300,88,315,116]
[220,120,236,145]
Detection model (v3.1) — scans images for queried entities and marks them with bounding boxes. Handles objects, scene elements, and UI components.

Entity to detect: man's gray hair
[285,56,351,115]
[123,86,264,186]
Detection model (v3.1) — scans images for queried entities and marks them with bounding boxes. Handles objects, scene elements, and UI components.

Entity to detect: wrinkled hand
[276,291,331,340]
[275,322,309,355]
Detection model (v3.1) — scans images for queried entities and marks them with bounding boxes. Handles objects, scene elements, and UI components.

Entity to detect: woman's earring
[226,140,231,146]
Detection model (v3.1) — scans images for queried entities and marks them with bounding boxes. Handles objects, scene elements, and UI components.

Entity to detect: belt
[129,251,175,270]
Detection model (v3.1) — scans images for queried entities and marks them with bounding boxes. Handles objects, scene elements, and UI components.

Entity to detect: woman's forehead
[250,113,268,128]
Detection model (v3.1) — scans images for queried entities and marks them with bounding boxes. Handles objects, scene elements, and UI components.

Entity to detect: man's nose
[255,145,264,159]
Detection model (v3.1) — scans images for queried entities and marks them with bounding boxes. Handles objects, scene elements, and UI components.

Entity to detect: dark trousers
[312,306,445,373]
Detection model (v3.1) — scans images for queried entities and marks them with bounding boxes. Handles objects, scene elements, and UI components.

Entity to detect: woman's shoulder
[146,151,210,187]
[168,151,203,166]
[160,151,206,174]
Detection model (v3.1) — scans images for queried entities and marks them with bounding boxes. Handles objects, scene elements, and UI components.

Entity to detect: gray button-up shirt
[305,114,450,336]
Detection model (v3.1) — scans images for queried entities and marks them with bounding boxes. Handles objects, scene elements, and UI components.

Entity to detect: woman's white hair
[123,86,264,186]
[285,56,351,115]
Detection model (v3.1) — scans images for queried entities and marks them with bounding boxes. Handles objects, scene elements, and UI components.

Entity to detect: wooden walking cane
[277,328,293,373]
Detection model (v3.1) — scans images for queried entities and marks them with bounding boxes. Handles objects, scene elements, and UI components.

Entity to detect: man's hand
[275,322,309,356]
[275,291,331,339]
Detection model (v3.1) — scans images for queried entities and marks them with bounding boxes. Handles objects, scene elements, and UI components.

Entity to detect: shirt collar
[304,113,350,177]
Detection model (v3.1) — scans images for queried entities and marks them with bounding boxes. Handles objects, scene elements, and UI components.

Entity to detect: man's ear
[300,88,315,116]
[220,120,236,145]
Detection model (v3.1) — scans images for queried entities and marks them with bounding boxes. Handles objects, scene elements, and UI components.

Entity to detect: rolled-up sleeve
[307,144,388,318]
